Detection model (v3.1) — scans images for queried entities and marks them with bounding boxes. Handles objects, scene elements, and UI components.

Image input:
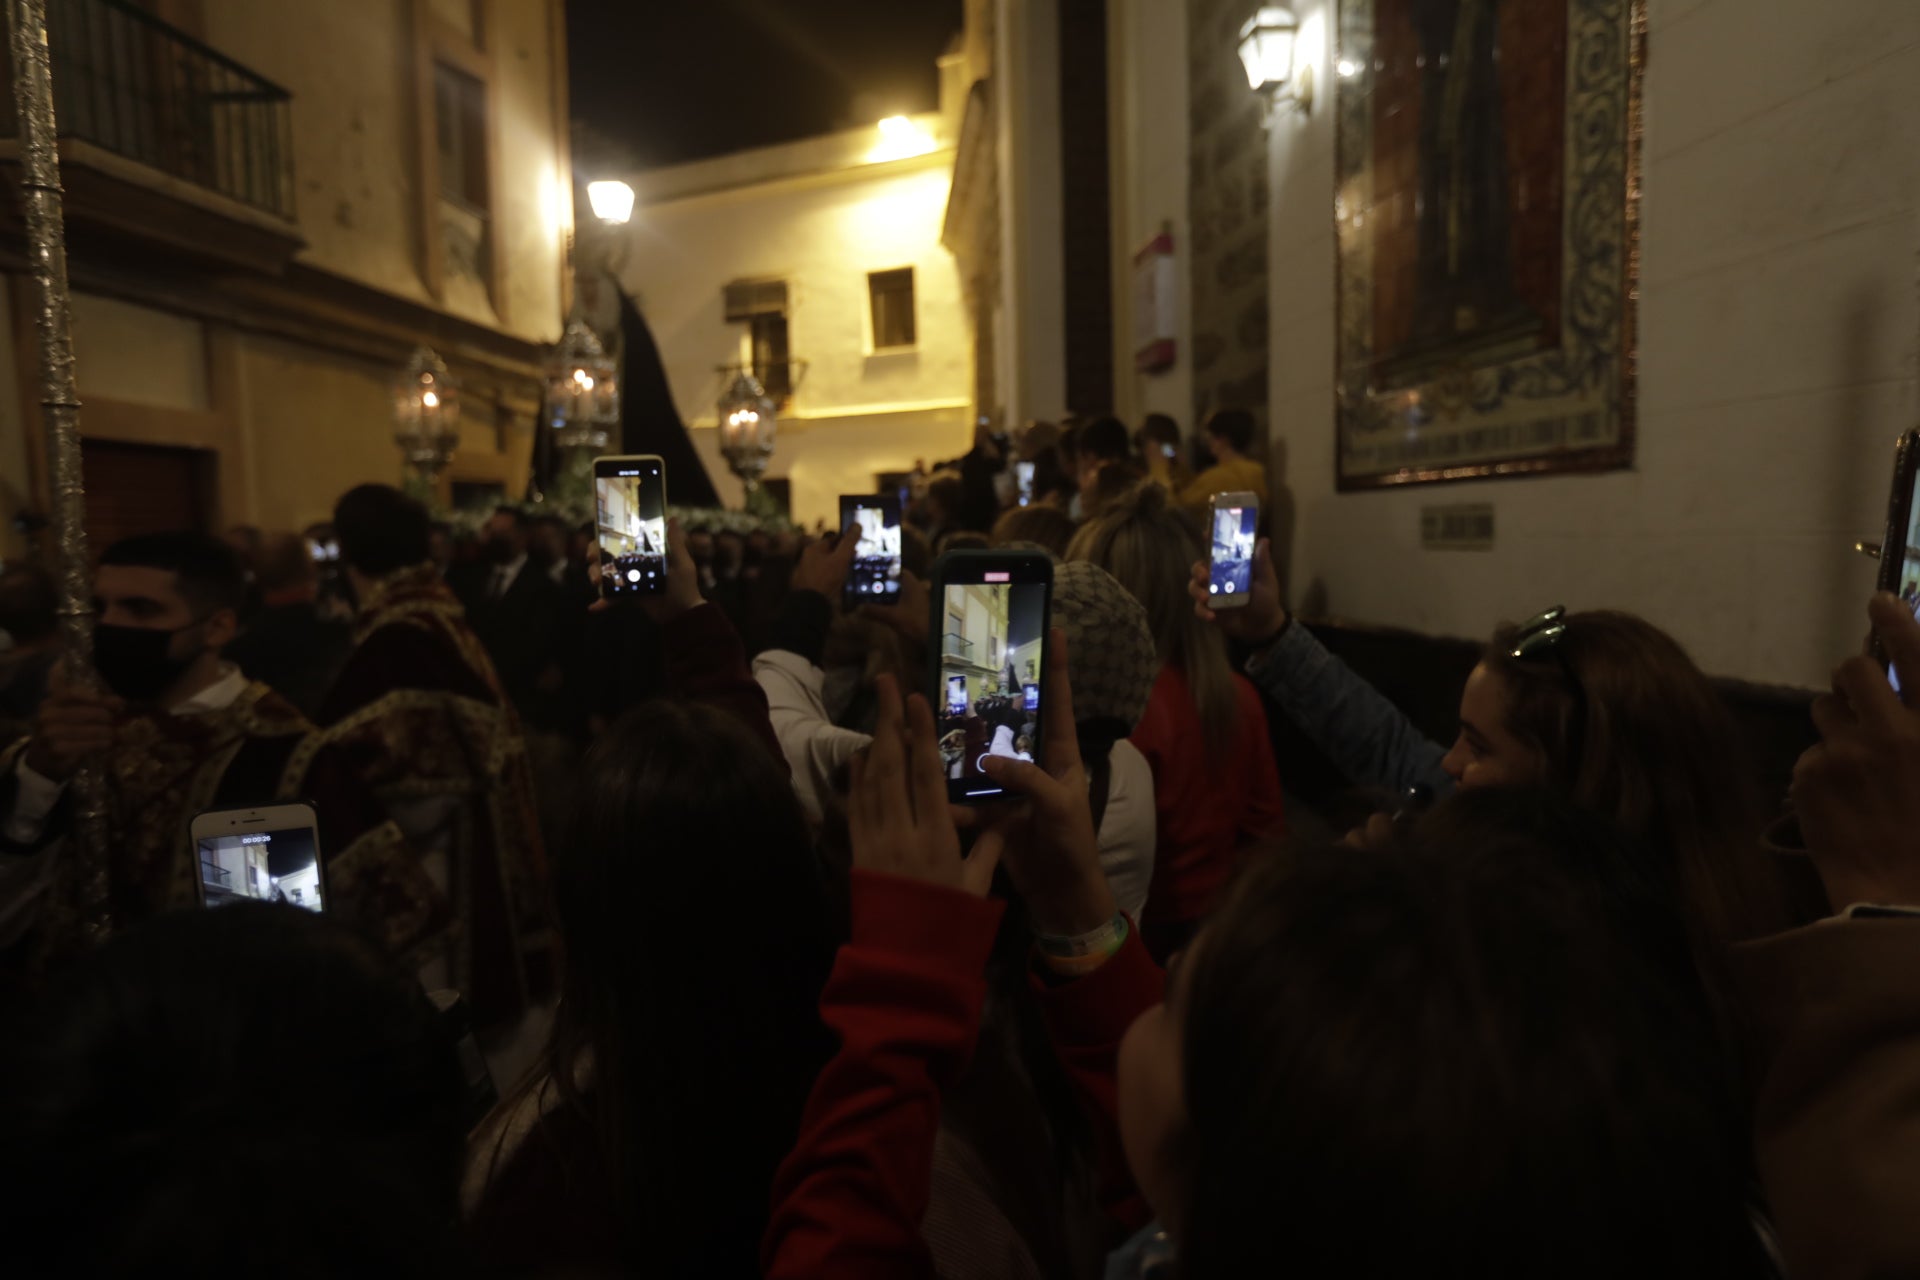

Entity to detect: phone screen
[1015,460,1035,507]
[197,825,324,913]
[936,556,1049,802]
[1891,466,1920,692]
[1209,499,1259,603]
[841,495,902,606]
[596,458,667,595]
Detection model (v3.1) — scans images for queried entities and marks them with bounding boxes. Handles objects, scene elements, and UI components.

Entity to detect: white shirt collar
[494,553,528,584]
[173,663,249,716]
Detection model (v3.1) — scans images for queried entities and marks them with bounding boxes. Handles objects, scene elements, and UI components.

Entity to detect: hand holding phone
[930,551,1051,803]
[594,455,668,598]
[1873,429,1920,690]
[840,494,903,608]
[1207,493,1260,610]
[953,627,1116,938]
[191,803,325,912]
[1794,593,1920,907]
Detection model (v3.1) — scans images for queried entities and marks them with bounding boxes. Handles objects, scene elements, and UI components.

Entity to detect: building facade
[950,0,1920,689]
[608,70,973,530]
[0,0,571,563]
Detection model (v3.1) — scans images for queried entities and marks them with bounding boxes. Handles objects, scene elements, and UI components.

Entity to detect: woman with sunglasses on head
[1188,541,1791,959]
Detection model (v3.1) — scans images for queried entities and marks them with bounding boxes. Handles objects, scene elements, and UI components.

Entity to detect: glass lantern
[544,321,620,451]
[392,346,461,480]
[716,370,779,506]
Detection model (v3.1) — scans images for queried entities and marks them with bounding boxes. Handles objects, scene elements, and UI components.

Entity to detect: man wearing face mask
[0,533,429,958]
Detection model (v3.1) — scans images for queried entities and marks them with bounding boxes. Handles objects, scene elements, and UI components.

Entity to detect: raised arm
[1189,539,1450,796]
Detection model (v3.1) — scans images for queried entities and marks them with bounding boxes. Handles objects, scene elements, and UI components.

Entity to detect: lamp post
[541,320,620,516]
[716,369,778,516]
[392,346,461,504]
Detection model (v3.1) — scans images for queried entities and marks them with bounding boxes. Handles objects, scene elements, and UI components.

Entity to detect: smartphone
[931,550,1051,803]
[1207,491,1260,609]
[840,493,903,607]
[594,455,668,597]
[1874,429,1920,689]
[1014,459,1035,508]
[191,802,325,913]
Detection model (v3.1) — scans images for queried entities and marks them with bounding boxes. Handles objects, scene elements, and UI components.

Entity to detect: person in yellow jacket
[1178,408,1268,508]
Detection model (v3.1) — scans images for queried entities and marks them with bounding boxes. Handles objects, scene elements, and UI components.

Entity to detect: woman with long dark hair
[466,698,836,1275]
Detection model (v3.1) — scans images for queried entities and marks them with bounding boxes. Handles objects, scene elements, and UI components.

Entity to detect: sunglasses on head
[1506,605,1588,776]
[1508,605,1569,661]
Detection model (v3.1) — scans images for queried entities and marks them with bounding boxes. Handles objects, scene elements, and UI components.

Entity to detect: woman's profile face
[1440,664,1548,789]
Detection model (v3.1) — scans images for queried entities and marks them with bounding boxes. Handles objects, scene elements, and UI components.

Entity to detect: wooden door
[81,439,214,552]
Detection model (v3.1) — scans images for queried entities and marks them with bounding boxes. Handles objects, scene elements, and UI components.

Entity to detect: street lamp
[392,346,461,494]
[545,320,619,450]
[716,369,778,511]
[586,179,634,225]
[1238,6,1313,116]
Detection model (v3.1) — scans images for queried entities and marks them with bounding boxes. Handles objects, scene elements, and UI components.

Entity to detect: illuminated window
[868,267,917,350]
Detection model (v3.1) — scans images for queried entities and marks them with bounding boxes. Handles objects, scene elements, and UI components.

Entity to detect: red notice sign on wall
[1133,228,1177,373]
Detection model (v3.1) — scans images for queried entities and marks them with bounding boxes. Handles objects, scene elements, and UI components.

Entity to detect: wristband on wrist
[1036,912,1128,978]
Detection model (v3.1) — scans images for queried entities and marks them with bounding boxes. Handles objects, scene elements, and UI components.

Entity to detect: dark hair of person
[1202,408,1256,455]
[333,483,431,577]
[937,529,991,557]
[99,530,247,617]
[1481,611,1790,954]
[1138,413,1181,453]
[900,521,933,580]
[252,531,317,593]
[1177,789,1768,1278]
[1083,459,1148,518]
[0,562,58,643]
[1066,481,1236,756]
[539,699,837,1271]
[492,504,528,528]
[1079,416,1133,465]
[0,903,468,1275]
[990,505,1076,558]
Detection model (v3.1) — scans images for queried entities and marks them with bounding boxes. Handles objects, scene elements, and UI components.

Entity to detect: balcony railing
[5,0,294,219]
[942,634,973,660]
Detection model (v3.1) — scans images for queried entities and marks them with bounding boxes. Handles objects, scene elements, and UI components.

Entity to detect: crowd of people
[0,405,1913,1277]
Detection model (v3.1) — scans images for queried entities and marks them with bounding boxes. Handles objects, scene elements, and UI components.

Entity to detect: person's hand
[1793,592,1920,907]
[862,570,930,645]
[23,661,122,781]
[642,518,705,623]
[848,674,999,895]
[1188,536,1286,646]
[790,530,859,603]
[959,629,1116,937]
[1341,813,1396,852]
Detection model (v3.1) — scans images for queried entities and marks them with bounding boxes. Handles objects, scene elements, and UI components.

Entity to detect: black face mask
[92,621,203,702]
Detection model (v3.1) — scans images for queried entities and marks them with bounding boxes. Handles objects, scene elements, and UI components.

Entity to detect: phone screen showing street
[939,579,1044,792]
[1210,503,1258,600]
[197,827,324,913]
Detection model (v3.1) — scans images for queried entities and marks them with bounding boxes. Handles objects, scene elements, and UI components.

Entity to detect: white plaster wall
[1266,0,1920,688]
[619,153,973,528]
[1110,0,1195,432]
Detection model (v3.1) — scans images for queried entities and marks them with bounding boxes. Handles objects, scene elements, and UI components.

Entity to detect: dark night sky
[568,0,965,172]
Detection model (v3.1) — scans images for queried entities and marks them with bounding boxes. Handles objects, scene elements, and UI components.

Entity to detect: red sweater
[1129,664,1286,929]
[762,871,1163,1279]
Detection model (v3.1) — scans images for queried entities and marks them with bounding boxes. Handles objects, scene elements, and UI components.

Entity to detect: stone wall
[1186,0,1270,433]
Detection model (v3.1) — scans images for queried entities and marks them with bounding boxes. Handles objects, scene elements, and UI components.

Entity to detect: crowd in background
[0,404,1915,1277]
